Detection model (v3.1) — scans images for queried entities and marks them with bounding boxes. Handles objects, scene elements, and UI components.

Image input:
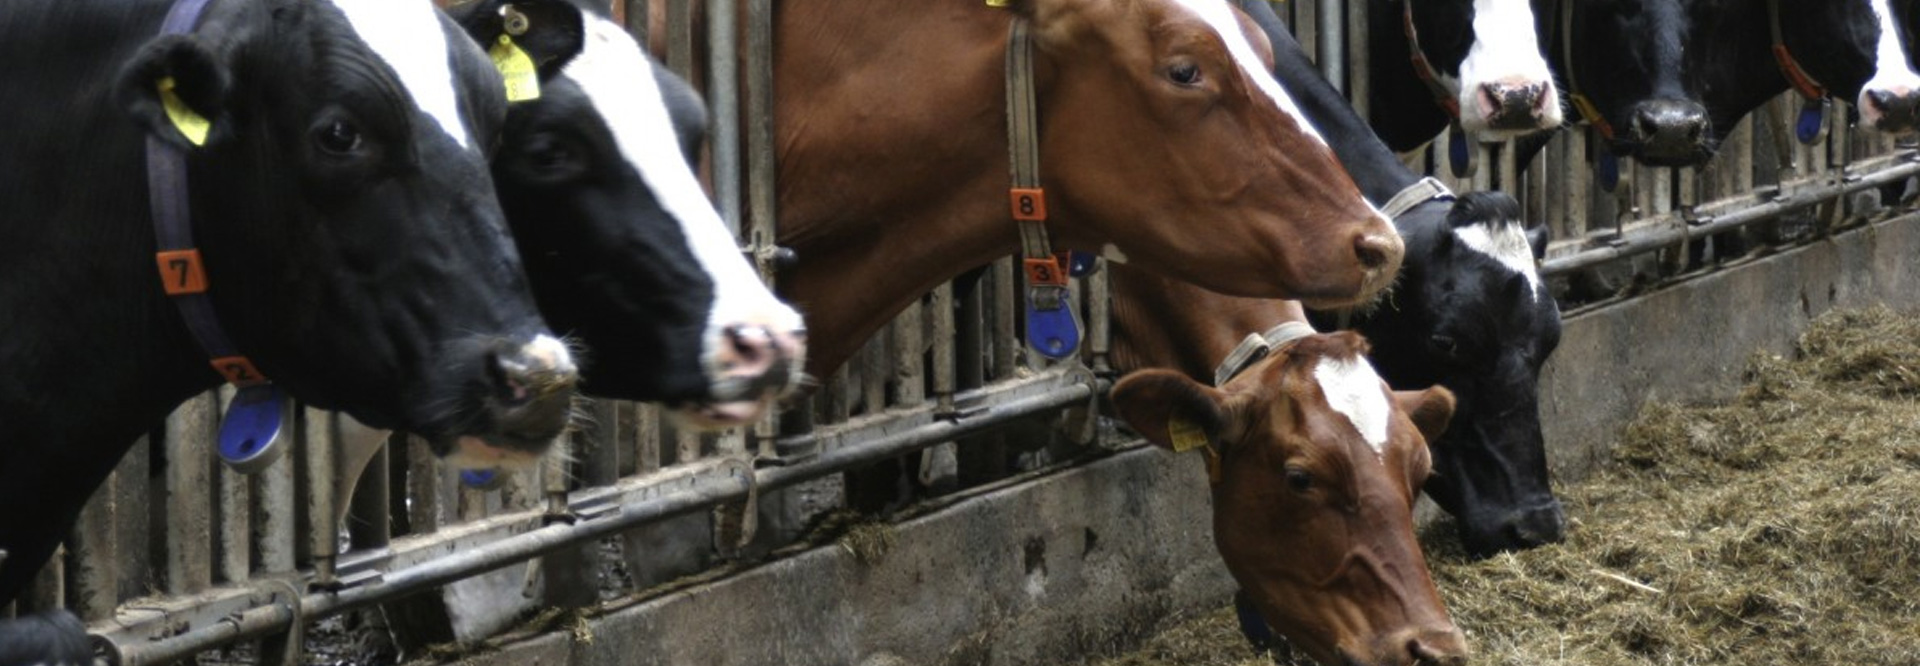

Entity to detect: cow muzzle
[674,323,807,430]
[1474,79,1558,133]
[1861,86,1920,134]
[470,334,578,462]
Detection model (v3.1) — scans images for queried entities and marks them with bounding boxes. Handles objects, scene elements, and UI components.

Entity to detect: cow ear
[117,35,231,151]
[449,0,587,80]
[1392,386,1456,444]
[1526,223,1550,260]
[1111,369,1236,451]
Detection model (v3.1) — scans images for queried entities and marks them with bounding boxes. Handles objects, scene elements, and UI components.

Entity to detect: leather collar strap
[1380,176,1455,220]
[1402,0,1462,119]
[1213,321,1318,387]
[1767,0,1826,101]
[1005,18,1063,285]
[148,0,269,387]
[1556,0,1614,140]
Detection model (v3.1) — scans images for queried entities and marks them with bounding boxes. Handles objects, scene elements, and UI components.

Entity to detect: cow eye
[527,135,575,171]
[1429,334,1459,358]
[314,120,362,156]
[1285,467,1313,493]
[1167,61,1203,86]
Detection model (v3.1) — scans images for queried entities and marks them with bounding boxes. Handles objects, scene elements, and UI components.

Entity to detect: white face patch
[562,17,804,360]
[1453,221,1542,300]
[328,0,471,148]
[1861,0,1920,120]
[1451,0,1561,131]
[1312,355,1392,458]
[1168,0,1326,146]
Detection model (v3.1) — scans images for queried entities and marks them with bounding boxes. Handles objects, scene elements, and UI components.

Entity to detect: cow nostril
[1869,89,1894,112]
[1480,83,1506,114]
[725,325,774,368]
[1354,234,1391,270]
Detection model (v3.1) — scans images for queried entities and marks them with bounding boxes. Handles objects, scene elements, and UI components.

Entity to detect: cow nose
[1863,87,1920,132]
[1628,99,1710,164]
[710,323,805,400]
[1398,625,1471,666]
[1506,502,1568,549]
[492,334,579,407]
[1354,231,1403,273]
[1478,81,1551,129]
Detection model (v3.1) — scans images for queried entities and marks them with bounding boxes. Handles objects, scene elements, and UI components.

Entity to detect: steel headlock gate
[4,1,1915,663]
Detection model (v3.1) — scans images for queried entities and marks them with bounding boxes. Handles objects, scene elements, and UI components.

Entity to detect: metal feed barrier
[3,1,1914,664]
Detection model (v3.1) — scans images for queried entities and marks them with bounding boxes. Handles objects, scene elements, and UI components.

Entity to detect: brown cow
[772,0,1402,376]
[1110,267,1469,666]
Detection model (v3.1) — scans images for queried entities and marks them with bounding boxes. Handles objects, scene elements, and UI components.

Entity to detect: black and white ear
[1526,223,1550,260]
[449,0,587,81]
[116,35,231,150]
[1110,369,1237,451]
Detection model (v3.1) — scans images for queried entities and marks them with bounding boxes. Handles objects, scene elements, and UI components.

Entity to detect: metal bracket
[711,458,759,558]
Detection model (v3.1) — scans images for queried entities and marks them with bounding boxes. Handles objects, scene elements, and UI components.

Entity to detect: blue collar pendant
[1796,98,1827,145]
[1447,122,1476,179]
[218,384,289,474]
[1597,149,1621,193]
[1064,251,1098,278]
[461,468,510,490]
[1021,257,1081,360]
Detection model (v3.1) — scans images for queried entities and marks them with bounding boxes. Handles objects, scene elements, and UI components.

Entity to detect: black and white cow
[1537,0,1920,169]
[0,0,581,655]
[1368,0,1563,152]
[1243,0,1566,559]
[450,0,808,427]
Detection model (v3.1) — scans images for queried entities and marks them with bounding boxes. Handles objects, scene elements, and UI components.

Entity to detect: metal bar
[1541,155,1920,277]
[707,0,740,233]
[164,392,217,595]
[1317,0,1344,99]
[101,369,1105,665]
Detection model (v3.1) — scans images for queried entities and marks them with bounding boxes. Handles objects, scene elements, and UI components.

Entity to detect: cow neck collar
[148,0,271,389]
[1766,0,1828,101]
[1400,0,1462,120]
[1003,15,1083,361]
[1213,321,1317,388]
[1553,0,1615,139]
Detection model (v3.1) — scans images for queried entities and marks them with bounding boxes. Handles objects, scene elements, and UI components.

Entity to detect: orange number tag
[1023,257,1067,286]
[1009,188,1047,222]
[211,356,267,387]
[155,249,208,295]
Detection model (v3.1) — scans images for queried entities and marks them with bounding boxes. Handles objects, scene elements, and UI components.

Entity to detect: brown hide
[1110,267,1468,666]
[772,0,1400,377]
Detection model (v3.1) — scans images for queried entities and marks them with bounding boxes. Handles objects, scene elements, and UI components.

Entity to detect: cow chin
[445,436,547,471]
[670,399,774,430]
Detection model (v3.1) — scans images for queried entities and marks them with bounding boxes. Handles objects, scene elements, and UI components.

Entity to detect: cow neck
[1551,0,1615,139]
[1399,0,1462,120]
[1766,0,1828,101]
[148,0,270,390]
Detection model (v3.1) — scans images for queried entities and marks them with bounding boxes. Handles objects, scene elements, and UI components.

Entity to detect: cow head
[450,0,807,429]
[1405,0,1562,138]
[1011,0,1402,308]
[1112,332,1468,666]
[115,0,577,465]
[1780,0,1920,133]
[1556,0,1725,166]
[1365,192,1564,557]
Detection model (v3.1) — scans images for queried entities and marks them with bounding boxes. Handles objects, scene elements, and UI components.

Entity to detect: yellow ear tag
[985,0,1010,6]
[1167,416,1208,453]
[490,34,541,102]
[157,77,211,147]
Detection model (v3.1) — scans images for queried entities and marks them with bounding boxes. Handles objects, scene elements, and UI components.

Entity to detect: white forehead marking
[1313,355,1391,458]
[1864,0,1920,96]
[328,0,470,148]
[563,17,803,337]
[1453,0,1561,125]
[1453,221,1542,300]
[1168,0,1325,146]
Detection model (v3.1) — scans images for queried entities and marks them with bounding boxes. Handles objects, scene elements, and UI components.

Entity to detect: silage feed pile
[1088,306,1920,666]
